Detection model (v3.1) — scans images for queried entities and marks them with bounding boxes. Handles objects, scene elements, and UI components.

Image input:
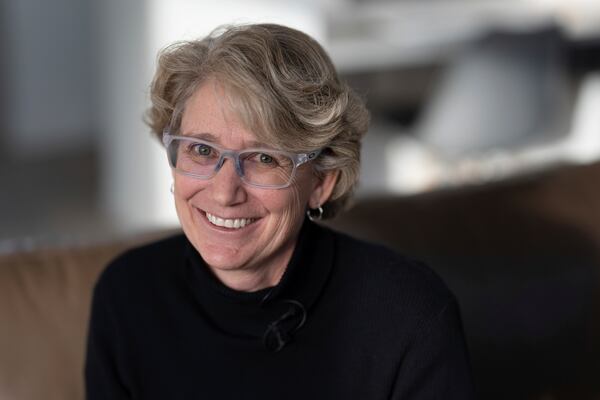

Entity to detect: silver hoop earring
[306,206,323,221]
[170,182,174,194]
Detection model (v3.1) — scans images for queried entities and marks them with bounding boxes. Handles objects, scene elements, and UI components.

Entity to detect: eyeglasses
[162,133,322,189]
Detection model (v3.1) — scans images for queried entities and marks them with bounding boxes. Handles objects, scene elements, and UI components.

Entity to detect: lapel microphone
[262,299,307,352]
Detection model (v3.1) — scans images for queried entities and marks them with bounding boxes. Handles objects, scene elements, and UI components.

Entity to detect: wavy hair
[147,23,369,218]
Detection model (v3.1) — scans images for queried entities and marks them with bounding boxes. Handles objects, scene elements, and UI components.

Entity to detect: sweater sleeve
[84,274,132,400]
[389,298,475,399]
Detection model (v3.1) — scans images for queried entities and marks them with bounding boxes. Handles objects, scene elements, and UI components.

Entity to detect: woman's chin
[199,245,248,272]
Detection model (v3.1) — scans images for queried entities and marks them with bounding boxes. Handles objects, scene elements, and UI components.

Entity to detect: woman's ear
[309,170,339,209]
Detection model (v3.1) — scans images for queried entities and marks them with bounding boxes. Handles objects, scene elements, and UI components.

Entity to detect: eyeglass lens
[168,138,296,187]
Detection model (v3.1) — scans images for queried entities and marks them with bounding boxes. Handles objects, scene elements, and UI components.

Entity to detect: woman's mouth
[205,212,256,229]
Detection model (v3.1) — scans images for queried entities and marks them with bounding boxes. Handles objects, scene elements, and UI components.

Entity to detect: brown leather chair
[0,236,169,400]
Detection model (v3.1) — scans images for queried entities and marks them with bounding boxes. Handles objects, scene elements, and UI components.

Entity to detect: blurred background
[1,1,600,399]
[1,0,599,244]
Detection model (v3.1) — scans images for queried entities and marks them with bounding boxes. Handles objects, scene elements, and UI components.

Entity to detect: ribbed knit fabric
[85,220,474,399]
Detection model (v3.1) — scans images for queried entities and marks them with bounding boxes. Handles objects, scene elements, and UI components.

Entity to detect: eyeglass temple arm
[162,130,173,147]
[298,149,322,165]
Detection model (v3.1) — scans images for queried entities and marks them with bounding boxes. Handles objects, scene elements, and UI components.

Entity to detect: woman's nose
[209,158,247,206]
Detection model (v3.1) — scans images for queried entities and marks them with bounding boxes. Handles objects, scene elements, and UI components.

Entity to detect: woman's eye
[259,153,274,164]
[192,144,212,156]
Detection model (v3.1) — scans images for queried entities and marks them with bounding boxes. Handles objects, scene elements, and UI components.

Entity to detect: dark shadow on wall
[326,162,600,400]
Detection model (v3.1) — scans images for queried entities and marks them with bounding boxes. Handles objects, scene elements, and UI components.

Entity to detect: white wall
[4,0,93,158]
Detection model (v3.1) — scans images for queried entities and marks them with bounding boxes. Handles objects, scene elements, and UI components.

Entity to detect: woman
[85,23,474,399]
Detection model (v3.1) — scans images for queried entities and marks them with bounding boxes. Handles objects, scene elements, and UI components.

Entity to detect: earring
[170,182,174,194]
[306,205,323,221]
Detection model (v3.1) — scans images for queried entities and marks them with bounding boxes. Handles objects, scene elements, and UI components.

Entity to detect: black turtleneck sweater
[85,220,474,399]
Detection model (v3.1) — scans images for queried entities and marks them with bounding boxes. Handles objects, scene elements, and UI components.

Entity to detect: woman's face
[173,80,337,290]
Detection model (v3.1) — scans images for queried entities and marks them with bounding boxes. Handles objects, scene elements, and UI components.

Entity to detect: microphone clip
[262,299,307,352]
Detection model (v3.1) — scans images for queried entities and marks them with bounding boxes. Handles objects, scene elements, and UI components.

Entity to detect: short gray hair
[147,23,369,218]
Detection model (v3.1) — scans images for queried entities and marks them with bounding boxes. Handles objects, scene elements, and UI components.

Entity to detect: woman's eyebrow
[245,140,275,149]
[183,132,217,141]
[182,132,274,149]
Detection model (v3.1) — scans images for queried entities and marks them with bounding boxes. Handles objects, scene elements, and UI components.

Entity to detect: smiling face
[172,79,338,291]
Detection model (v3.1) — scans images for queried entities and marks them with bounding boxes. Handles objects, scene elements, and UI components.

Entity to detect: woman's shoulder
[94,233,188,295]
[325,225,455,321]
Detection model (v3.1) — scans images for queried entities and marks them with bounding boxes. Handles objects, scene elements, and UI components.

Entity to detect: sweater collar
[184,219,335,347]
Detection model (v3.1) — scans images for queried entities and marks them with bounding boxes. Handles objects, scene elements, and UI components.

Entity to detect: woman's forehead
[181,78,275,145]
[180,82,263,147]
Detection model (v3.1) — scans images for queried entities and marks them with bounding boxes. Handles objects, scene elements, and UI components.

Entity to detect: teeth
[206,212,254,229]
